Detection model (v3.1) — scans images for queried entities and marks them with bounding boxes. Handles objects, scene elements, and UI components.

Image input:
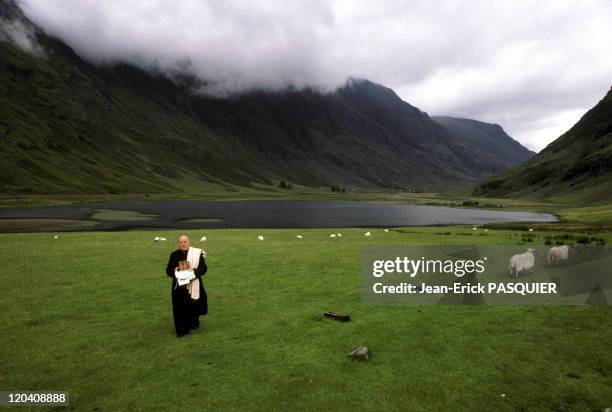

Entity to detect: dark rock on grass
[349,346,370,360]
[324,312,351,322]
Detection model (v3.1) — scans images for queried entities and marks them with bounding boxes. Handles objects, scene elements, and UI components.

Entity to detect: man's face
[178,236,190,251]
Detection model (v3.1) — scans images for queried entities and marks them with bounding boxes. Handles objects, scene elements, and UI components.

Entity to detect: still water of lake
[0,200,557,232]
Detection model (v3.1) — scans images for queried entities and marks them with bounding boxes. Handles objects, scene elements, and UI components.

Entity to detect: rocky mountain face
[433,116,534,175]
[0,2,535,194]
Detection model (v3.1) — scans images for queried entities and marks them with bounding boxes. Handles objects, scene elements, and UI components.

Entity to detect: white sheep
[528,228,534,232]
[200,236,207,242]
[384,229,389,232]
[160,237,167,241]
[508,248,536,278]
[258,235,264,241]
[53,235,59,239]
[329,234,336,238]
[364,232,371,237]
[296,235,303,239]
[154,236,160,242]
[337,233,342,237]
[547,245,569,266]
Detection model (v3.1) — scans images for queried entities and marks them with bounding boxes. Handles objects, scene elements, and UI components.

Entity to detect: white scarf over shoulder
[175,246,204,300]
[186,246,203,300]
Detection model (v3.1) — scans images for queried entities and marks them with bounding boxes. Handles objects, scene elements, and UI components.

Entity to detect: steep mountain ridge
[433,116,534,175]
[0,2,535,194]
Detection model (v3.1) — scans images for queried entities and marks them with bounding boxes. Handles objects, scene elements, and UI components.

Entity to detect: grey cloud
[13,0,612,151]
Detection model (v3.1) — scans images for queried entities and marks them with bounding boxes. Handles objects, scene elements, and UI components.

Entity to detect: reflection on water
[0,200,557,232]
[90,208,159,221]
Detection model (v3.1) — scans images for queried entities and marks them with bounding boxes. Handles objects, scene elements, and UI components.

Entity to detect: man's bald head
[178,235,190,251]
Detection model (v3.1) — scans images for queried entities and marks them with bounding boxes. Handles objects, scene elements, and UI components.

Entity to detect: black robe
[165,249,208,336]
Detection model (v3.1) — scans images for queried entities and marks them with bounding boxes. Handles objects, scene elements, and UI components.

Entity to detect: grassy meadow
[0,187,561,210]
[1,226,611,411]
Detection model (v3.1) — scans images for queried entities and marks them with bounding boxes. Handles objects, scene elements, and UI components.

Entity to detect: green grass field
[0,188,560,210]
[1,226,611,410]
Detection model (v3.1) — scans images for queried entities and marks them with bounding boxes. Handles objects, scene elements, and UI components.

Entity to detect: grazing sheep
[508,248,537,278]
[296,235,303,239]
[154,236,160,242]
[258,235,264,241]
[364,232,371,237]
[200,236,207,242]
[160,237,167,241]
[528,228,534,232]
[329,234,336,238]
[472,227,477,230]
[53,235,59,239]
[337,233,342,237]
[384,229,389,232]
[547,245,570,266]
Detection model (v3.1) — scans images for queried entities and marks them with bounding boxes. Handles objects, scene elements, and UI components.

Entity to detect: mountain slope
[0,4,534,195]
[474,86,612,203]
[433,116,534,175]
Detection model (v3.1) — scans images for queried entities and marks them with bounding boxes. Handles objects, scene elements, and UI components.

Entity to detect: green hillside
[475,86,612,204]
[0,4,535,195]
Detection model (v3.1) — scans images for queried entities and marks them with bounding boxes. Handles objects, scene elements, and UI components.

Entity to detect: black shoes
[176,328,190,338]
[176,318,199,337]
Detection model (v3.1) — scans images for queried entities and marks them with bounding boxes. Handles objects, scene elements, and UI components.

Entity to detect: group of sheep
[329,231,381,238]
[508,245,570,278]
[154,231,385,243]
[152,231,571,278]
[257,230,385,241]
[154,235,207,242]
[472,227,489,232]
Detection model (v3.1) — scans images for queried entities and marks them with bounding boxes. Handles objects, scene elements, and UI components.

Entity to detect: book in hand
[175,269,195,286]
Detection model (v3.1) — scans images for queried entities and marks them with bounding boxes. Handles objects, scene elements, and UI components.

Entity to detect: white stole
[185,247,203,300]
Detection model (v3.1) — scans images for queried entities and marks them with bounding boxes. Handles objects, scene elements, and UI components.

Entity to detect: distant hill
[433,116,534,175]
[475,86,612,203]
[0,2,534,195]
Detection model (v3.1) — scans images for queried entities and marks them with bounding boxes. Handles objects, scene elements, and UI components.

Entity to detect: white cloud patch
[0,16,45,57]
[14,0,612,151]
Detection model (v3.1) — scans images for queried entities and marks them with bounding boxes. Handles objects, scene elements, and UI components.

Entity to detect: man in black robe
[165,235,208,337]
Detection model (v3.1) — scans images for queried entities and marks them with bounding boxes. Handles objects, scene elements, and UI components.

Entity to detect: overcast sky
[15,0,612,151]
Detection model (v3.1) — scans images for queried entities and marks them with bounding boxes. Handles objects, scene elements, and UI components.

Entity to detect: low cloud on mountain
[13,0,612,151]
